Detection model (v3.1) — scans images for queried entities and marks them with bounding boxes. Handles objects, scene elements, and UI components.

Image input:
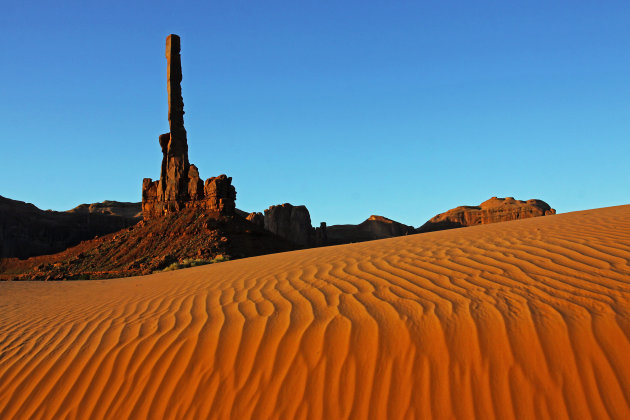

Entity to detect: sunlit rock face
[417,196,556,233]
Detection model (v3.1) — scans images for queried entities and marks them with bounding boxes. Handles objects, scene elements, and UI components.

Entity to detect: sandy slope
[1,206,630,420]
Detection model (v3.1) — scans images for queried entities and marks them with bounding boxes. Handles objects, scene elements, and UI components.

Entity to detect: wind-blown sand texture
[1,205,630,420]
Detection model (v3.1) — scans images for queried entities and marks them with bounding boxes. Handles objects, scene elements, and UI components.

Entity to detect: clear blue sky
[2,1,629,226]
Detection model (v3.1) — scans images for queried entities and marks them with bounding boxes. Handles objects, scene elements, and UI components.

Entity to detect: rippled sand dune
[1,205,630,419]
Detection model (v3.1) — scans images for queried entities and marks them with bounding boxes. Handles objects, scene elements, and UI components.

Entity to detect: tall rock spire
[158,34,189,203]
[142,35,236,219]
[166,34,185,136]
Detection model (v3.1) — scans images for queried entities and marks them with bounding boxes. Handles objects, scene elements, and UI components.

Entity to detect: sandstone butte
[254,198,556,247]
[417,196,556,233]
[1,204,629,419]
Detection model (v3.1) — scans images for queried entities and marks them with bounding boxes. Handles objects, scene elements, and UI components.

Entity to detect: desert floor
[1,205,630,419]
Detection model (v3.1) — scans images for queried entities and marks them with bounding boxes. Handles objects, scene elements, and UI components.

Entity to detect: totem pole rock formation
[142,35,236,219]
[159,34,188,205]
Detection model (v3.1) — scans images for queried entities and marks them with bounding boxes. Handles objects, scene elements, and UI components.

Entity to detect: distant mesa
[241,197,556,246]
[67,201,142,220]
[0,196,138,259]
[142,34,236,219]
[326,215,415,245]
[417,196,556,233]
[247,204,414,246]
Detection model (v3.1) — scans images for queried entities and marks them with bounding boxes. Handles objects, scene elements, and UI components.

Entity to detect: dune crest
[1,205,630,419]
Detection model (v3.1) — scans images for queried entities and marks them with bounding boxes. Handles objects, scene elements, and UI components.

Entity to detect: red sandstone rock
[417,196,556,233]
[256,206,413,247]
[187,164,204,200]
[263,203,315,247]
[142,35,237,219]
[202,175,236,214]
[158,35,188,206]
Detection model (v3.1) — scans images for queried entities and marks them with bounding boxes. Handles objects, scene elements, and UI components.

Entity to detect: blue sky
[2,1,629,226]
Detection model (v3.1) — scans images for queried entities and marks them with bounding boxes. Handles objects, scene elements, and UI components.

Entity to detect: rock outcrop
[326,215,415,245]
[246,212,264,228]
[257,205,413,247]
[242,204,327,247]
[67,201,142,220]
[315,222,327,245]
[417,197,556,233]
[0,196,138,259]
[263,204,315,247]
[142,34,236,219]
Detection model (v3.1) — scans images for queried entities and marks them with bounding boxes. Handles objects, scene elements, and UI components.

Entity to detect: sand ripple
[1,205,630,419]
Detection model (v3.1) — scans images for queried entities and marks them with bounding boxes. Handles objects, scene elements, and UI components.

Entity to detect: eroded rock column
[158,34,189,206]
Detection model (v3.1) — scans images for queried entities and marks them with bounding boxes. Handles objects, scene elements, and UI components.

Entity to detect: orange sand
[1,205,630,419]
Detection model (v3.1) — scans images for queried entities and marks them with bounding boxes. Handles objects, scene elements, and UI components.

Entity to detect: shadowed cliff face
[250,205,414,247]
[0,196,139,259]
[417,196,556,233]
[263,204,315,247]
[326,215,416,245]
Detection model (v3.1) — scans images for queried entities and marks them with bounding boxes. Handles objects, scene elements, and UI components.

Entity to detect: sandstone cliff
[417,197,556,233]
[263,204,315,247]
[0,196,138,259]
[246,212,264,228]
[257,205,414,247]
